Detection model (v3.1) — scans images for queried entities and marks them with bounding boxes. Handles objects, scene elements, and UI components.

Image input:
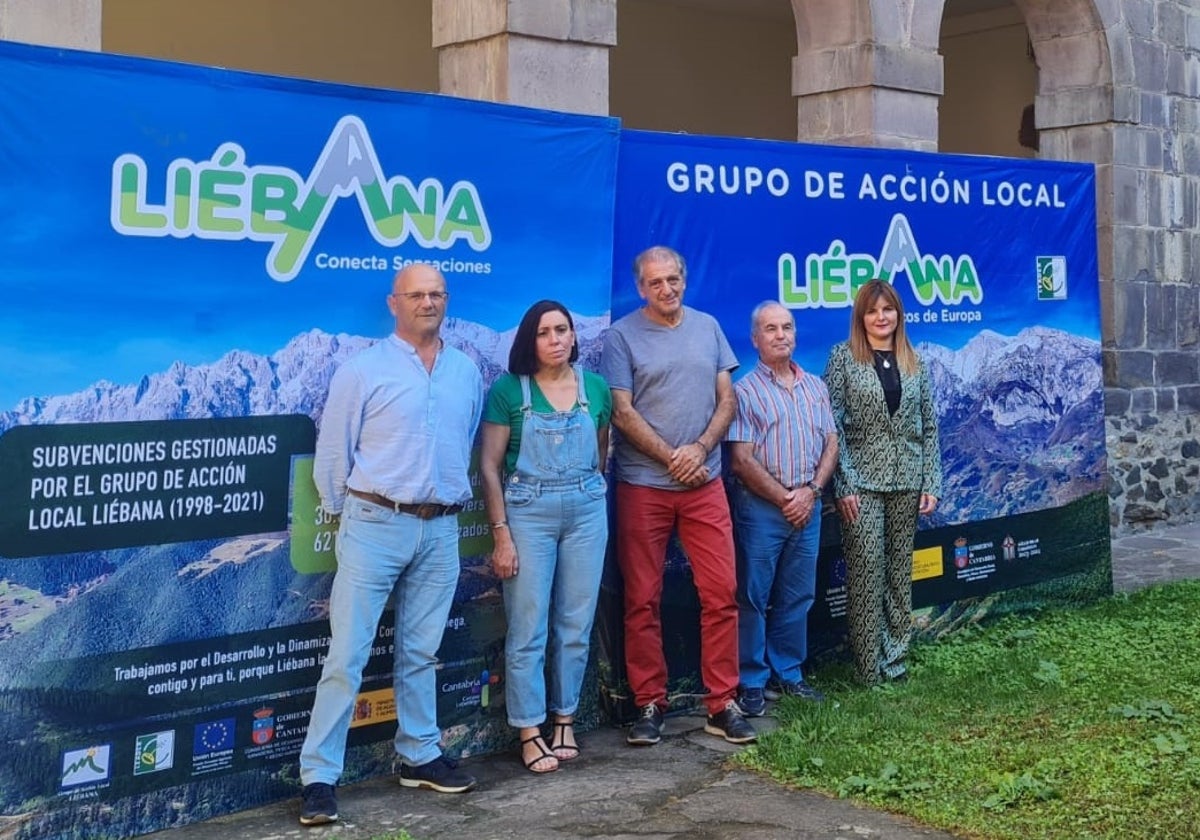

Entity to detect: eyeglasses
[395,291,449,303]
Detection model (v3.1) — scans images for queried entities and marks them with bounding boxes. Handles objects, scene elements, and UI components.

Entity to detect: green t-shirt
[483,370,612,474]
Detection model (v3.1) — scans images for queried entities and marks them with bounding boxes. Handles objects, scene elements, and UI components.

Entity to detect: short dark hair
[508,299,579,375]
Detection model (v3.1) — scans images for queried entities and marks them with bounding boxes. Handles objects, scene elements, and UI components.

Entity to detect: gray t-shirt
[601,305,738,490]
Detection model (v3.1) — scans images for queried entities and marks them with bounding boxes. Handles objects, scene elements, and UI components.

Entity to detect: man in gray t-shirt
[600,245,756,748]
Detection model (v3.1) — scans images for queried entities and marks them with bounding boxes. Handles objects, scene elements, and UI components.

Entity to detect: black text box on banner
[0,416,315,558]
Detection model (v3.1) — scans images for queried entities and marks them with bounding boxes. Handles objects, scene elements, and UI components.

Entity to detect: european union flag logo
[193,718,235,757]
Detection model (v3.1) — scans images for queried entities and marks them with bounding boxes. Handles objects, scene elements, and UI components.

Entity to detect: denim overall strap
[519,372,534,414]
[573,364,589,411]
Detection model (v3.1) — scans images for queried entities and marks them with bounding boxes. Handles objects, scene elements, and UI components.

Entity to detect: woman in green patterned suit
[823,280,942,685]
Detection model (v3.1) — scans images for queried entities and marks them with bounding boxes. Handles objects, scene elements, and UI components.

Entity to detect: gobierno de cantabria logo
[110,116,492,282]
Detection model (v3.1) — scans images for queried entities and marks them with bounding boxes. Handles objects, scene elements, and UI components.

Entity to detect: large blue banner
[0,37,1111,838]
[0,41,618,838]
[602,130,1109,714]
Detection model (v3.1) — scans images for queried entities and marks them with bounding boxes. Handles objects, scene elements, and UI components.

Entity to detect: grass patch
[741,580,1200,839]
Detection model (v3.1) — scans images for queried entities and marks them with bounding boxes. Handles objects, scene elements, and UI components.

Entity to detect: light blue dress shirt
[313,333,483,514]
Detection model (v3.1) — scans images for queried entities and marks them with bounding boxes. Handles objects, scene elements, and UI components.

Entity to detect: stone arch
[904,0,1125,288]
[1018,0,1114,95]
[985,1,1125,295]
[789,0,1128,154]
[1012,0,1126,158]
[909,0,1118,96]
[915,0,1135,347]
[915,0,1126,159]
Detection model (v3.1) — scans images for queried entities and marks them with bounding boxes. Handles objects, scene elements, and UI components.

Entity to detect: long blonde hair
[848,280,919,375]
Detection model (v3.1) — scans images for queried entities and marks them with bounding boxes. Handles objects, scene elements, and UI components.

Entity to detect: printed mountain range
[919,326,1105,527]
[0,320,1103,667]
[0,315,608,434]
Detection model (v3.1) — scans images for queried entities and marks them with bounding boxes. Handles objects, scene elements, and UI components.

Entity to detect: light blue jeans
[731,482,822,689]
[502,473,608,728]
[299,496,459,785]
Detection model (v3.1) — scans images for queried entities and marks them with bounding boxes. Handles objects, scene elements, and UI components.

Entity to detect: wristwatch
[806,480,822,495]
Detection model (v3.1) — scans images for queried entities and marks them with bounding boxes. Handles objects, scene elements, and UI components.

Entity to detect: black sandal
[550,721,580,762]
[520,735,558,774]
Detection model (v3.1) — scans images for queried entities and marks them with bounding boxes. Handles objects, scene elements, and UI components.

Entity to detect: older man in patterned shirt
[726,301,838,715]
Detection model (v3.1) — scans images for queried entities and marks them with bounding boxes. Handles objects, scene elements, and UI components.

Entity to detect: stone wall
[1097,0,1200,532]
[1107,409,1200,529]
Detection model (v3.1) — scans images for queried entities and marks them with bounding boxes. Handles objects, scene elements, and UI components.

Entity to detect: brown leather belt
[348,489,463,519]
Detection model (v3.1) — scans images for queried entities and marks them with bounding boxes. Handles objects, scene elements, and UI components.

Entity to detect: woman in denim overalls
[480,300,611,774]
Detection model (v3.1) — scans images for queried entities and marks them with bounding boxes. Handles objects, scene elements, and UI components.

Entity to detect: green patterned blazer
[823,341,943,501]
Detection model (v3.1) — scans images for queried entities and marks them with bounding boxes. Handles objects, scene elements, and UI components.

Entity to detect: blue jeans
[731,483,821,689]
[502,473,608,728]
[300,496,460,785]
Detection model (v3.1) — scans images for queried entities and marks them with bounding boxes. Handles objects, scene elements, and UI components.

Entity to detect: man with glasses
[601,245,756,747]
[298,263,483,826]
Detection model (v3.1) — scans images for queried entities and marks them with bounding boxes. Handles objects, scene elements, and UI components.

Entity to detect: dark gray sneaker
[299,782,338,826]
[705,700,758,744]
[737,687,766,717]
[627,703,664,745]
[777,680,826,702]
[399,755,477,793]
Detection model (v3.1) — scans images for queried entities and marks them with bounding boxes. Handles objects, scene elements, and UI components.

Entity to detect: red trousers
[615,479,739,715]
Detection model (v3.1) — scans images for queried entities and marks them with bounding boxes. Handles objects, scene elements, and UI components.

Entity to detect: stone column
[0,0,101,50]
[433,0,615,116]
[1035,31,1200,529]
[792,42,942,150]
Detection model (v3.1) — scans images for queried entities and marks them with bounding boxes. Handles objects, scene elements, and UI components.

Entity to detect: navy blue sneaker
[772,680,825,702]
[627,703,664,745]
[704,700,758,744]
[737,687,766,717]
[399,755,477,793]
[299,782,338,826]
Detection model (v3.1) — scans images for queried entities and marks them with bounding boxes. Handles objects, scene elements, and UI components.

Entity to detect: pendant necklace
[874,349,892,369]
